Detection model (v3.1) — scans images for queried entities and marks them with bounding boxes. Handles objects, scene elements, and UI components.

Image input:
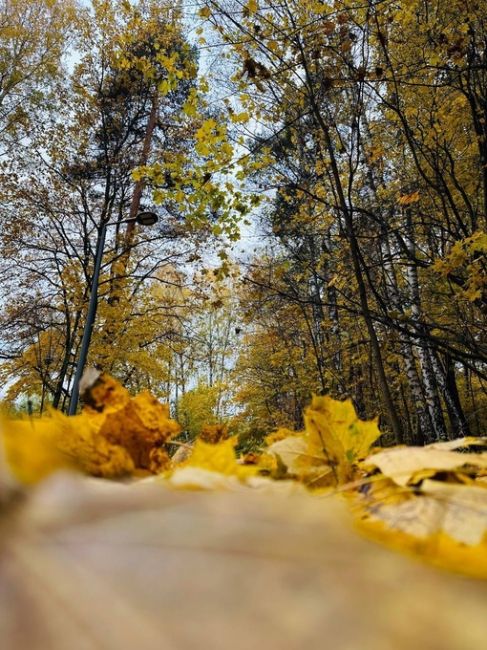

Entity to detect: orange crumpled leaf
[98,391,180,471]
[83,373,181,473]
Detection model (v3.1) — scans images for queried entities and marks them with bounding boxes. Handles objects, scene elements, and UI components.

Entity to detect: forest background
[0,0,486,450]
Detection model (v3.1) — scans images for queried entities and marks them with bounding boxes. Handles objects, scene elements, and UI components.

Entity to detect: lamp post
[68,211,158,415]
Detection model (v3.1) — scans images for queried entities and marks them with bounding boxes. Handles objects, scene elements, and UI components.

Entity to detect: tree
[0,0,76,149]
[0,0,212,410]
[200,0,487,442]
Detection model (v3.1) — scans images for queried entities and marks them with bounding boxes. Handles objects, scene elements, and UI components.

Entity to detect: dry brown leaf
[266,435,310,473]
[427,437,487,451]
[365,445,487,487]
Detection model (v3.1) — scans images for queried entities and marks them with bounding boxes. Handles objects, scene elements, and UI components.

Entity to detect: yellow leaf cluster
[1,378,486,579]
[433,231,487,302]
[0,411,134,484]
[98,391,180,473]
[354,438,487,578]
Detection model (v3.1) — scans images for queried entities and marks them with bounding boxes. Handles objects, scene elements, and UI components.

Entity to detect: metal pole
[68,220,108,415]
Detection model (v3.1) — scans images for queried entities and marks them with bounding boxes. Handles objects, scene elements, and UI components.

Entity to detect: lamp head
[136,211,158,226]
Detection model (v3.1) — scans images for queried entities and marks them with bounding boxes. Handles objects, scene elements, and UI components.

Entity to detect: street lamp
[68,211,158,415]
[135,210,158,226]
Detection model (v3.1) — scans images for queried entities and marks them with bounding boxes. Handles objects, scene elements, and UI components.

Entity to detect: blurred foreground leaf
[1,474,486,650]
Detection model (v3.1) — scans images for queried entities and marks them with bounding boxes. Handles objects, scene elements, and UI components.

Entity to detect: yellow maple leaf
[186,437,244,474]
[167,437,258,489]
[304,396,381,484]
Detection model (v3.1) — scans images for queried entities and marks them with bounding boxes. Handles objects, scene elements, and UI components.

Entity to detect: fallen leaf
[266,435,309,474]
[420,479,487,545]
[0,414,70,485]
[304,396,381,483]
[364,446,487,487]
[98,391,180,472]
[181,437,257,480]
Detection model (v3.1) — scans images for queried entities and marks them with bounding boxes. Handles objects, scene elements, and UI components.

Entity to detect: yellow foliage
[1,377,486,579]
[433,231,487,302]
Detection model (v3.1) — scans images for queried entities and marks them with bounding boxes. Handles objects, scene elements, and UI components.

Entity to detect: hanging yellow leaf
[245,0,258,15]
[397,190,420,205]
[198,6,211,19]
